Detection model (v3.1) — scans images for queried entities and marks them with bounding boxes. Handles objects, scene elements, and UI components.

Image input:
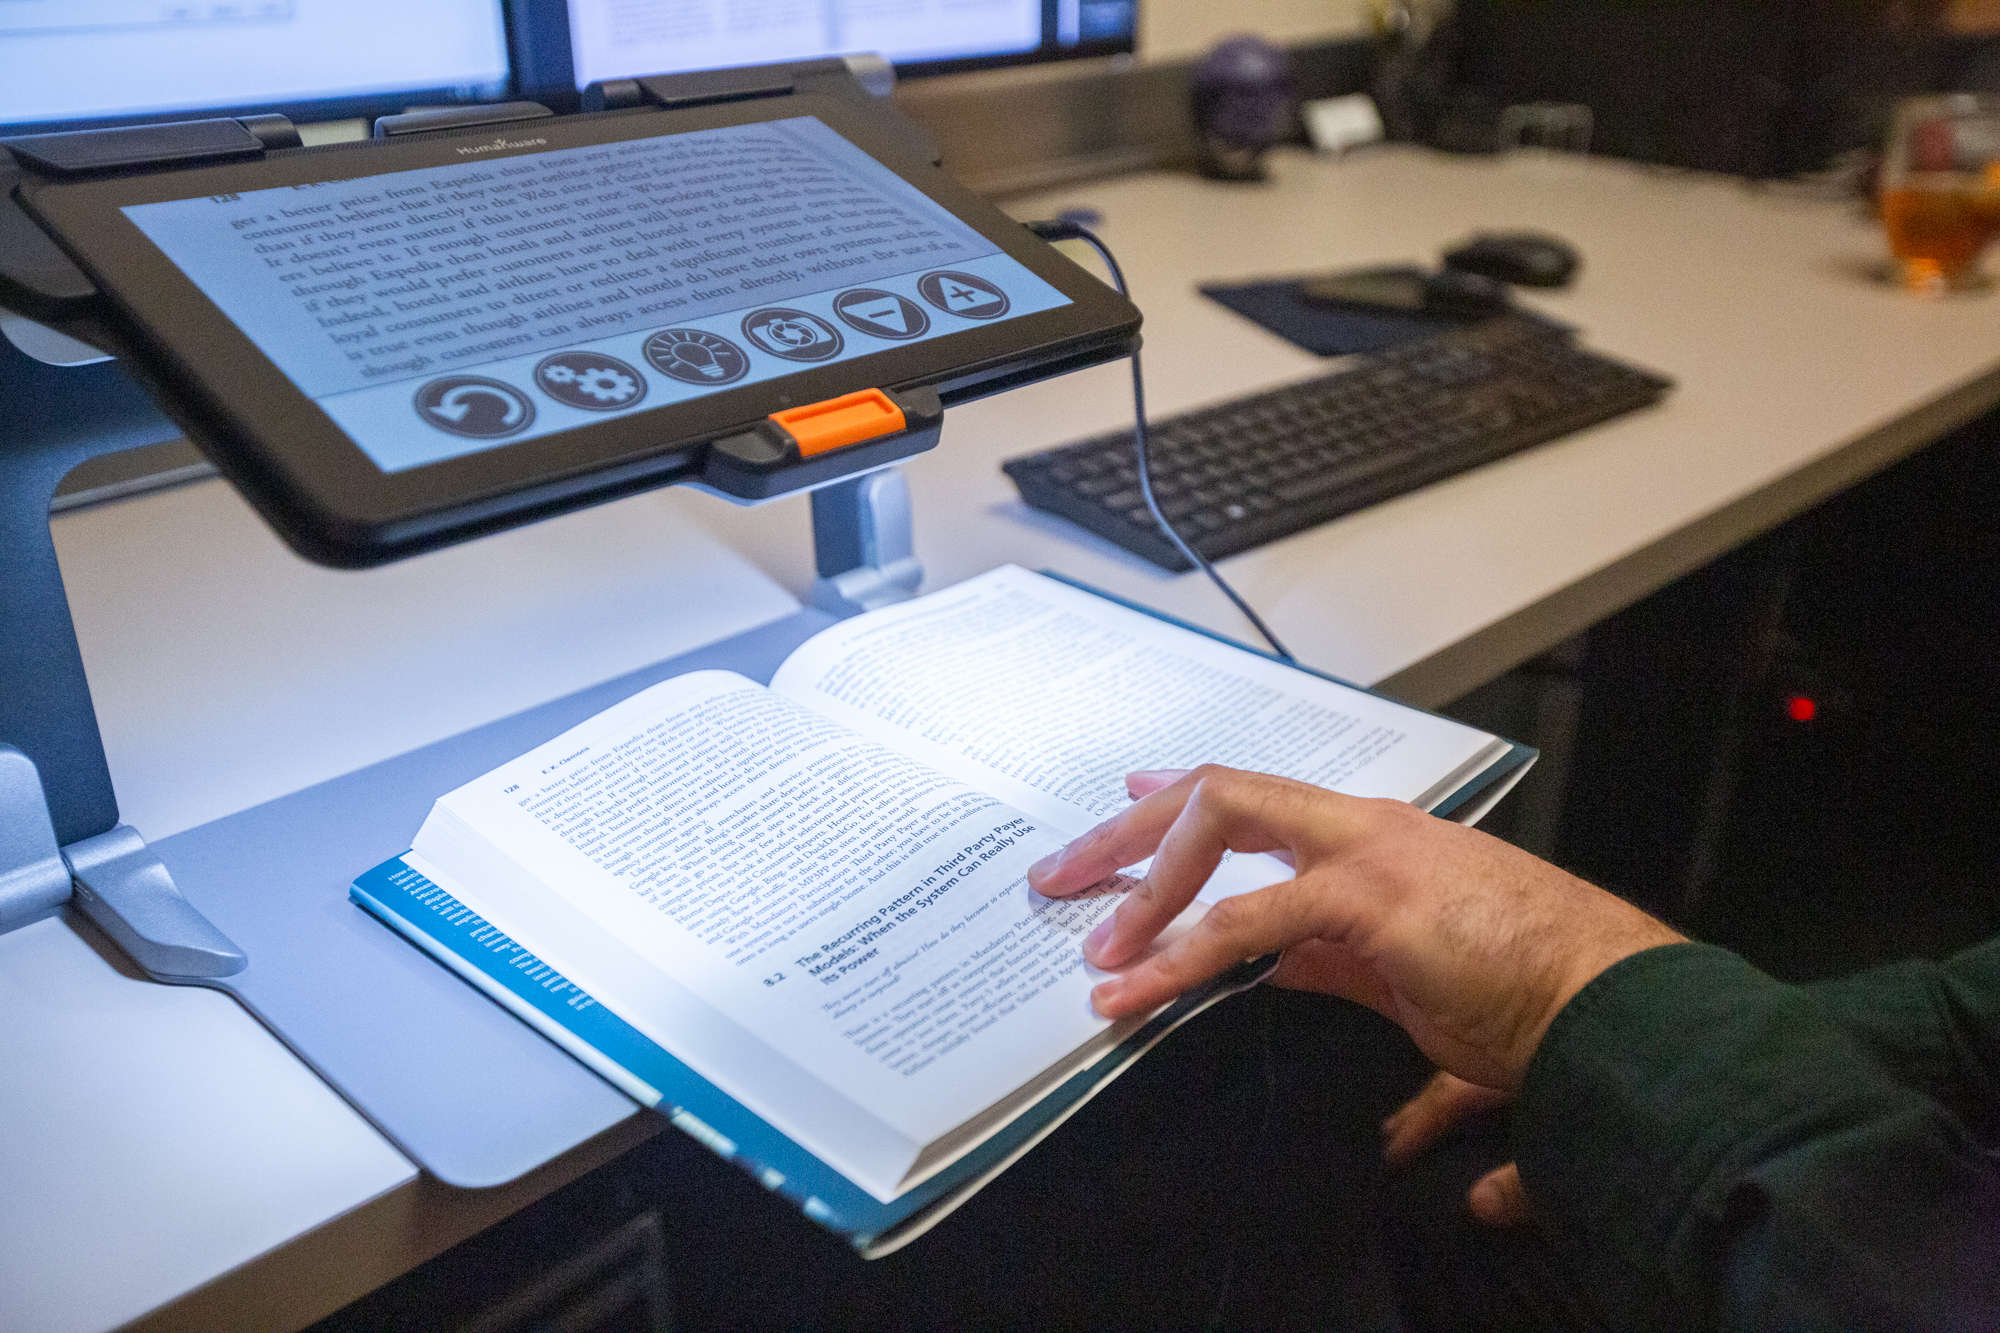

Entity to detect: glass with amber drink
[1880,94,2000,292]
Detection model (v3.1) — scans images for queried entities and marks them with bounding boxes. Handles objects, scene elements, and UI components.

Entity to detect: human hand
[1383,1070,1530,1227]
[1026,765,1684,1091]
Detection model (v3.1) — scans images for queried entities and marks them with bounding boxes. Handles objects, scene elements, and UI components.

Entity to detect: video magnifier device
[0,62,1140,566]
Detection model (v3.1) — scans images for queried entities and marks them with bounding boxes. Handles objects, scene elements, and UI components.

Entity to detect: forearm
[1515,943,2000,1329]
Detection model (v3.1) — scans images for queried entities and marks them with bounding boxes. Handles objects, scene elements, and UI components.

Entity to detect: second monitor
[510,0,1137,108]
[0,0,511,134]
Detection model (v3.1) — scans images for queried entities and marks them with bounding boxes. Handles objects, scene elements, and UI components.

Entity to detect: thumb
[1467,1162,1531,1228]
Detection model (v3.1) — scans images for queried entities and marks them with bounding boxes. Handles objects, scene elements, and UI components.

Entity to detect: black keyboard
[1002,316,1672,571]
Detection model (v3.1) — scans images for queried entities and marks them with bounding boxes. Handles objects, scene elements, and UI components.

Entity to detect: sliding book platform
[140,608,852,1184]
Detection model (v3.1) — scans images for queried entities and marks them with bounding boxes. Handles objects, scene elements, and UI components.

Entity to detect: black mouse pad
[1198,278,1466,357]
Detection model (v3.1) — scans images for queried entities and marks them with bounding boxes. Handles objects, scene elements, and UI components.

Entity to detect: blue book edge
[351,856,1277,1258]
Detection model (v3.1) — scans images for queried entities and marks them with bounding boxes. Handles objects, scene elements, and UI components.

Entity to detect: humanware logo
[454,136,548,155]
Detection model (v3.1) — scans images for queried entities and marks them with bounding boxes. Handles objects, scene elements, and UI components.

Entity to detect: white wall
[1140,0,1373,63]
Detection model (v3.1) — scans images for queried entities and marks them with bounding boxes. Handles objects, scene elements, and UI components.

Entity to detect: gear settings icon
[577,367,638,401]
[533,352,649,412]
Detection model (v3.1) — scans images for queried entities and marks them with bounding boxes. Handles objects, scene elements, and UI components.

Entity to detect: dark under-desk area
[9,4,2000,1330]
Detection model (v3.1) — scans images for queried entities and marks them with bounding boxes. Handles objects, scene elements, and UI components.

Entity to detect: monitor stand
[0,335,924,1186]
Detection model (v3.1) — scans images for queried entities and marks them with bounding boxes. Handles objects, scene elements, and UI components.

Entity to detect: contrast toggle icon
[741,307,845,361]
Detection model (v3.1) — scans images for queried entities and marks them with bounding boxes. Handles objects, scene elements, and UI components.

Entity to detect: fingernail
[1028,850,1060,880]
[1091,977,1123,1013]
[1126,768,1187,795]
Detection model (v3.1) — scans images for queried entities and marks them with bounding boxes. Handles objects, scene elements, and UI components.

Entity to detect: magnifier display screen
[120,115,1071,472]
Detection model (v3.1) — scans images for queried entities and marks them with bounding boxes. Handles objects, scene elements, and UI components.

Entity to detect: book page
[416,668,1128,1198]
[769,567,1505,845]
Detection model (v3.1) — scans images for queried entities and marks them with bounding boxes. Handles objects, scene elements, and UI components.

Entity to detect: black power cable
[1025,219,1296,664]
[1027,218,1291,1326]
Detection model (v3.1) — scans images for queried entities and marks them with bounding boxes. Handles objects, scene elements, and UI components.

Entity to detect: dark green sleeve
[1805,938,2000,1139]
[1513,940,2000,1330]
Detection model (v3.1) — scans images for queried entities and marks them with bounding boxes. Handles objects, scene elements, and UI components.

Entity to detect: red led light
[1784,695,1817,723]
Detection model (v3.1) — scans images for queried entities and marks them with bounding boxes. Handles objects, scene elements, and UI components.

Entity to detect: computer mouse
[1421,267,1513,317]
[1441,231,1580,288]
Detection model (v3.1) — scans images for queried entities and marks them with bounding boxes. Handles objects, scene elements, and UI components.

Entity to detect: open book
[352,567,1531,1255]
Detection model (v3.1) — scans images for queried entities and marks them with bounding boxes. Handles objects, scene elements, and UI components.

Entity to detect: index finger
[1025,771,1202,899]
[1089,770,1401,992]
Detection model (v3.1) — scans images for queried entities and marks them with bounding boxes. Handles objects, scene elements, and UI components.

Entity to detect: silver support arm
[808,468,923,617]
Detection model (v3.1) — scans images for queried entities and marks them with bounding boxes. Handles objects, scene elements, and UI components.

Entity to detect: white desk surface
[17,145,2000,1332]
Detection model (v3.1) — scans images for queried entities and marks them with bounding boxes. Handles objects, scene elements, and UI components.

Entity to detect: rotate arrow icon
[435,385,523,424]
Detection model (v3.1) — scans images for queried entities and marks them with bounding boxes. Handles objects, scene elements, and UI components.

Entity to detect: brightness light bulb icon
[668,339,726,379]
[644,329,747,385]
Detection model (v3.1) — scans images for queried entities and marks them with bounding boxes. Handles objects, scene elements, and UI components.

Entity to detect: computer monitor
[0,0,512,136]
[508,0,1137,111]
